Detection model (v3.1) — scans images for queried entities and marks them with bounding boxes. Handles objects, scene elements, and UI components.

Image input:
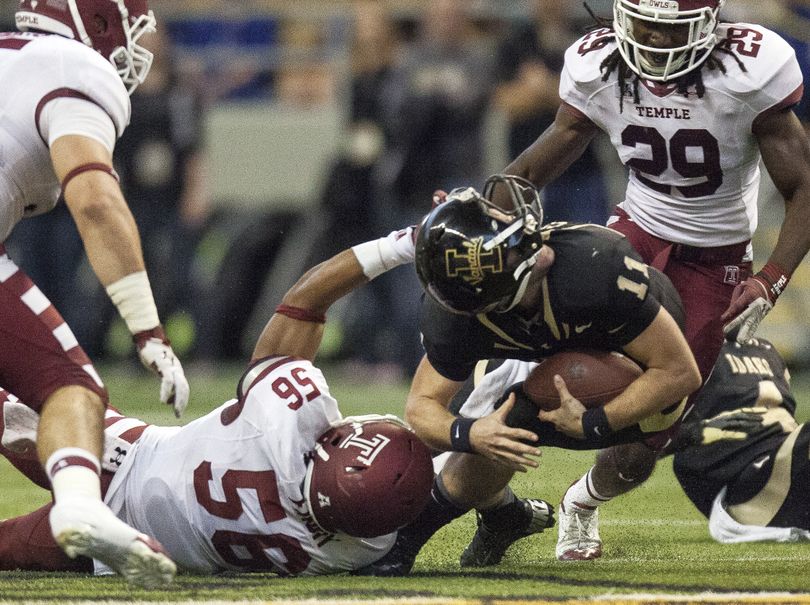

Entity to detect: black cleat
[352,531,422,576]
[459,498,555,567]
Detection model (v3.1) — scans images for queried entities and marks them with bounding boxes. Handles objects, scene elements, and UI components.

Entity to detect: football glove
[722,262,789,343]
[134,326,190,418]
[675,407,767,449]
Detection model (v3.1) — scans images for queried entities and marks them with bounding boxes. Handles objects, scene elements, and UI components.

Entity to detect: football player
[671,338,810,543]
[356,177,701,575]
[494,0,810,560]
[0,230,438,577]
[0,0,189,587]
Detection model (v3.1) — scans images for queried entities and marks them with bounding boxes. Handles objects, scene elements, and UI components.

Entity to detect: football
[523,349,643,411]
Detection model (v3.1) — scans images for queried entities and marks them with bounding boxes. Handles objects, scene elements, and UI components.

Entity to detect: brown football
[523,349,643,411]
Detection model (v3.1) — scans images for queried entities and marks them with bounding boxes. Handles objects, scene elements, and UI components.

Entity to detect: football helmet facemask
[304,415,433,538]
[613,0,724,82]
[16,0,156,94]
[415,174,545,315]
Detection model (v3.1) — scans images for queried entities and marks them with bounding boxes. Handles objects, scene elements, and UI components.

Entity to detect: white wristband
[105,271,160,334]
[352,227,416,280]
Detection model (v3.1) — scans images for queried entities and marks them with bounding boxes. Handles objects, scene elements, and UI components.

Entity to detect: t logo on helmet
[446,238,504,286]
[338,429,391,466]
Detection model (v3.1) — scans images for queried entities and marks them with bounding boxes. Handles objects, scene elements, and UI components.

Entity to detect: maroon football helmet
[614,0,724,81]
[304,415,434,538]
[15,0,156,94]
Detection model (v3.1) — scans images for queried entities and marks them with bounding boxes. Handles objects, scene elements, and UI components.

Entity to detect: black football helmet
[415,174,545,315]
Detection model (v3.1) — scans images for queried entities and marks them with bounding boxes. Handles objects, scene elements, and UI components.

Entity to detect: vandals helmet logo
[445,238,504,286]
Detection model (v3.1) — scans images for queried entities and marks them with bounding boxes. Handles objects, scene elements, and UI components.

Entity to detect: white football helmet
[16,0,156,94]
[613,0,725,82]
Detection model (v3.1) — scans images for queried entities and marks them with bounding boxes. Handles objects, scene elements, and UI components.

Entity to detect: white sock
[563,468,611,510]
[45,447,102,503]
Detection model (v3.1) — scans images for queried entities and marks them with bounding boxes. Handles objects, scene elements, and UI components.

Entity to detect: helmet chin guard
[613,0,724,82]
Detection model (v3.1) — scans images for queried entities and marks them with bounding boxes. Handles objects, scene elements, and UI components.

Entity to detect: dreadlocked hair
[597,38,748,113]
[582,1,750,111]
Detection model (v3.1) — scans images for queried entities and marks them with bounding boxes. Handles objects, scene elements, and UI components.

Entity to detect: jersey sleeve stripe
[754,84,805,127]
[34,87,114,145]
[0,37,32,50]
[221,355,300,426]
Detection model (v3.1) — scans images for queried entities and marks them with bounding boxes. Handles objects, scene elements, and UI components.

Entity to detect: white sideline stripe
[7,597,810,605]
[20,285,49,315]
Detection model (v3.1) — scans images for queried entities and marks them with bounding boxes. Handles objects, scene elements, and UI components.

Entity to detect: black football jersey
[419,223,664,381]
[673,338,798,517]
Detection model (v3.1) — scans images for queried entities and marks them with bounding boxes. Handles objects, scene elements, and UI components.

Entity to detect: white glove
[721,263,788,344]
[722,297,772,344]
[134,327,190,417]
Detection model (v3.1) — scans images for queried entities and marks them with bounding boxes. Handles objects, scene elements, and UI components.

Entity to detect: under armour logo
[317,492,331,508]
[108,446,127,468]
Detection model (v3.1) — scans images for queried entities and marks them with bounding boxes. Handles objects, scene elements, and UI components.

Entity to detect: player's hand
[432,189,448,208]
[675,407,767,449]
[134,326,190,418]
[470,393,540,472]
[722,263,789,343]
[537,375,587,439]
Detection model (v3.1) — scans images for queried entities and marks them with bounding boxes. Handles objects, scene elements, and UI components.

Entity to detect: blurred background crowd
[2,0,809,379]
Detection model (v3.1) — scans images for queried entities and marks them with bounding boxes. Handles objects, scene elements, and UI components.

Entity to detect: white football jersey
[560,24,803,248]
[0,32,129,242]
[102,356,395,576]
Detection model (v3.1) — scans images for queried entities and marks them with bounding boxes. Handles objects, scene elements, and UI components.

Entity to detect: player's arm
[405,356,541,472]
[252,227,415,362]
[51,134,189,415]
[504,105,600,190]
[51,135,146,290]
[722,108,810,341]
[540,307,701,438]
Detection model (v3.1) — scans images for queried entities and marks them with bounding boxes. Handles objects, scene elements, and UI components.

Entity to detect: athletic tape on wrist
[351,227,415,280]
[105,271,160,334]
[582,407,613,441]
[450,417,476,452]
[756,262,790,304]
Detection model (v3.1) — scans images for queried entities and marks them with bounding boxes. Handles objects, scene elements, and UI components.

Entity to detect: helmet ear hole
[92,15,108,35]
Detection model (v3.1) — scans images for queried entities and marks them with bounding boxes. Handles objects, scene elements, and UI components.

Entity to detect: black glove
[673,408,767,450]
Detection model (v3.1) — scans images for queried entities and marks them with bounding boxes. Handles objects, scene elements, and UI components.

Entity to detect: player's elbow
[67,187,125,225]
[671,357,702,402]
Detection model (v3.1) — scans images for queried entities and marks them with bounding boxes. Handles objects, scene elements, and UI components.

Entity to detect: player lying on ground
[0,230,557,576]
[670,337,810,543]
[0,233,440,576]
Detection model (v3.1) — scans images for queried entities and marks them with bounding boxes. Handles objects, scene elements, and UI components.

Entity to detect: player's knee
[597,442,657,484]
[43,385,105,417]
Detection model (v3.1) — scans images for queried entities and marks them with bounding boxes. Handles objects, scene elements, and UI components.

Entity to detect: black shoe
[352,530,422,576]
[459,498,555,567]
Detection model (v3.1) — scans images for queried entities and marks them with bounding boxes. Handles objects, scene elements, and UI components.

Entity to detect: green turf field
[1,364,809,604]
